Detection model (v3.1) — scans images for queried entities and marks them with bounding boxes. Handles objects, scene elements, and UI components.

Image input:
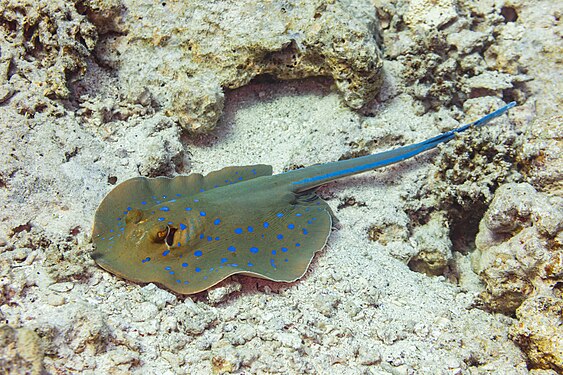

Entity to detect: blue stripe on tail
[291,102,516,187]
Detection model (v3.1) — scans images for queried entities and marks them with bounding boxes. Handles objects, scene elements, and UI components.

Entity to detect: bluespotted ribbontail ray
[92,102,516,294]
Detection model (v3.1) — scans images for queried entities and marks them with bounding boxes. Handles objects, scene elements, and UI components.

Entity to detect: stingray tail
[289,101,516,192]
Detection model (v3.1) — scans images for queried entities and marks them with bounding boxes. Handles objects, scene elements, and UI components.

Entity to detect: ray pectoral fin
[125,197,335,294]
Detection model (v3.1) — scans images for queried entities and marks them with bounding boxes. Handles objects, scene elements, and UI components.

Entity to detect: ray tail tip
[470,100,517,129]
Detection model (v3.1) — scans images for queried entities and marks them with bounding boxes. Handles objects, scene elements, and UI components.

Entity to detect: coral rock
[0,0,97,102]
[99,0,383,132]
[510,295,563,372]
[474,183,563,315]
[0,325,44,375]
[519,115,563,197]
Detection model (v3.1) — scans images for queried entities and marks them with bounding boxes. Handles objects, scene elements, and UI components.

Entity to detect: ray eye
[165,226,177,247]
[151,224,168,243]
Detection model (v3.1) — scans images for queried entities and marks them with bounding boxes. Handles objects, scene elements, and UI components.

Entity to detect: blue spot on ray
[228,246,236,252]
[194,250,203,257]
[182,263,188,267]
[263,222,270,228]
[160,206,170,212]
[180,223,187,230]
[288,224,295,229]
[250,247,259,254]
[162,250,170,256]
[214,219,221,225]
[247,226,254,232]
[234,228,243,234]
[277,234,283,240]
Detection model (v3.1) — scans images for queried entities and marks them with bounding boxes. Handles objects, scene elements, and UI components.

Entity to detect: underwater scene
[0,0,561,373]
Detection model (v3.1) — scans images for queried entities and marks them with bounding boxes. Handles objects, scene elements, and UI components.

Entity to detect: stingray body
[92,102,515,294]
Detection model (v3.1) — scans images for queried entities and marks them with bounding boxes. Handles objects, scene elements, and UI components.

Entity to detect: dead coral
[0,0,98,106]
[473,183,563,315]
[0,325,44,375]
[510,295,563,372]
[404,98,519,255]
[382,0,529,111]
[434,100,518,207]
[518,115,563,196]
[93,0,383,132]
[408,212,453,276]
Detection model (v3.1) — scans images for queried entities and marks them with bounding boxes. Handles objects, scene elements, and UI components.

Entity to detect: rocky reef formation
[89,0,384,132]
